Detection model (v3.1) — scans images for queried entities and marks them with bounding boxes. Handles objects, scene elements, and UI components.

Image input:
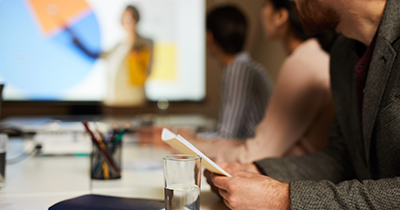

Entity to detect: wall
[1,0,286,119]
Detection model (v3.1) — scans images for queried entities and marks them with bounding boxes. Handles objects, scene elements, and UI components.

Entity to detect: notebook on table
[48,194,165,210]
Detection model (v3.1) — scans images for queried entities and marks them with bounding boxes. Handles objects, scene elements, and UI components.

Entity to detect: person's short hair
[126,5,140,22]
[206,5,247,54]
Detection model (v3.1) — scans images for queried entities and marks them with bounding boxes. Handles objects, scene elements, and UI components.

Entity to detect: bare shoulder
[279,40,330,89]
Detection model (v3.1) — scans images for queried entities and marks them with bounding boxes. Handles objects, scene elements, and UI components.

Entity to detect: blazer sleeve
[254,117,356,184]
[290,177,400,209]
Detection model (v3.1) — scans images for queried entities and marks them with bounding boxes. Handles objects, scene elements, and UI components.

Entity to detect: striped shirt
[216,52,273,139]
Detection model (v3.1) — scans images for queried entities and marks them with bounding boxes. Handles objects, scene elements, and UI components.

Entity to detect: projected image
[71,4,154,106]
[0,0,102,100]
[0,0,205,103]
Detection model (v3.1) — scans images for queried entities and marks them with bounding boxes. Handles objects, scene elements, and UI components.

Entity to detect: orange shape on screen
[27,0,90,34]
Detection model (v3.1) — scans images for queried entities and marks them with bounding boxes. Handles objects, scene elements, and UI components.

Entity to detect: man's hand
[211,171,291,210]
[204,162,261,196]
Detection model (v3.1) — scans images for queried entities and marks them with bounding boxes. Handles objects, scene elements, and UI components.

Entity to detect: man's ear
[206,30,215,44]
[206,30,218,54]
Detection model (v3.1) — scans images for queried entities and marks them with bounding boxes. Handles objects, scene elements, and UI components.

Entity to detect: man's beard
[295,0,340,35]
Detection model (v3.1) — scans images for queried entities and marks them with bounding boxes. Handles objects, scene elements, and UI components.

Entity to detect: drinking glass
[163,155,202,210]
[0,134,8,188]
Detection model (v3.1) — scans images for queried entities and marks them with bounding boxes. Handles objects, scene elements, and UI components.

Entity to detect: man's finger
[219,189,234,210]
[223,198,234,210]
[210,184,221,196]
[204,169,212,179]
[219,188,229,200]
[206,175,213,185]
[233,170,258,178]
[211,174,230,190]
[206,177,215,189]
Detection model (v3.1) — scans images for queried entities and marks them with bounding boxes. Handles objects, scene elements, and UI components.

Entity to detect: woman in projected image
[73,5,153,107]
[198,0,337,163]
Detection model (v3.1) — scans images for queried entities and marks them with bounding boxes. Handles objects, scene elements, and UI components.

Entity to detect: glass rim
[163,154,201,161]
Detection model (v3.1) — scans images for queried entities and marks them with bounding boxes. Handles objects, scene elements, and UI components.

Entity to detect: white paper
[161,128,231,177]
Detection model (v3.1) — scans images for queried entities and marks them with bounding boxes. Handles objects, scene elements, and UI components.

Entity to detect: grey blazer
[255,0,400,209]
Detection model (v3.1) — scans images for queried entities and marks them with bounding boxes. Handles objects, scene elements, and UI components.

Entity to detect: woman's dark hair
[206,5,247,54]
[126,5,140,22]
[268,0,338,52]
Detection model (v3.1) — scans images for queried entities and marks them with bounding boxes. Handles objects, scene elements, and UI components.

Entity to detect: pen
[105,124,118,143]
[115,123,130,142]
[109,123,130,154]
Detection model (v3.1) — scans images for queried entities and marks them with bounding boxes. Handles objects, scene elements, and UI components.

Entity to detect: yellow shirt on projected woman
[104,38,153,107]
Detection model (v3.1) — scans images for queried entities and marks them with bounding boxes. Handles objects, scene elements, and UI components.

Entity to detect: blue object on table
[48,194,165,210]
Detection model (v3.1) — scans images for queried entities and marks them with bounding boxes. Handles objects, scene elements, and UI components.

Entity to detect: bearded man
[205,0,400,209]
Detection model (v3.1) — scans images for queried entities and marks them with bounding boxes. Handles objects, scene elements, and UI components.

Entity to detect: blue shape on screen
[0,0,101,100]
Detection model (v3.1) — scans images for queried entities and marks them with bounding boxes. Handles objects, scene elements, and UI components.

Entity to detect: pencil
[102,161,110,179]
[95,135,112,178]
[94,122,106,142]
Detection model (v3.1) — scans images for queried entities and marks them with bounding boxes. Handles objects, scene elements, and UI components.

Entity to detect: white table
[0,138,228,210]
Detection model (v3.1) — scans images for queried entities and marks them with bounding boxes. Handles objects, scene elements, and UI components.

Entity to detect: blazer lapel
[330,37,368,174]
[362,0,400,165]
[362,39,396,165]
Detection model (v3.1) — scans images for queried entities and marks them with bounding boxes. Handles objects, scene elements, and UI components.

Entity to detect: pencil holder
[90,140,122,180]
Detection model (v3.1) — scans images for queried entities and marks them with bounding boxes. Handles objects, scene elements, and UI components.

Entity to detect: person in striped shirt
[198,0,336,163]
[200,5,273,140]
